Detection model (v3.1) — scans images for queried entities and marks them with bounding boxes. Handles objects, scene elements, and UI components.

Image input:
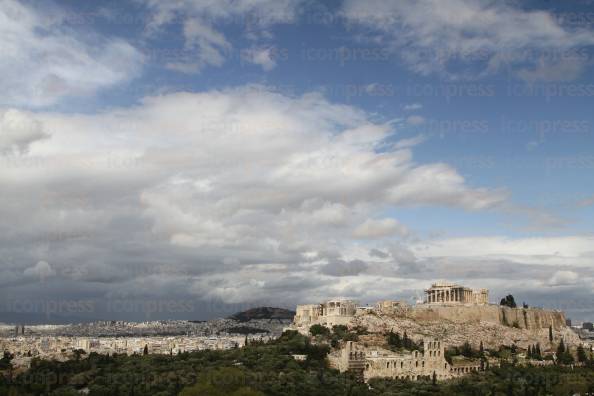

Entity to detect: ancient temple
[424,281,488,305]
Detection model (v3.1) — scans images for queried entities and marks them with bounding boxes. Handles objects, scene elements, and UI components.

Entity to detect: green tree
[387,331,402,349]
[461,341,473,358]
[577,345,587,363]
[143,344,149,355]
[309,324,330,337]
[549,325,553,342]
[557,339,565,355]
[500,295,517,308]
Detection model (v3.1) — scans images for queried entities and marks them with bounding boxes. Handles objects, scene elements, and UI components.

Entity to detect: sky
[1,0,593,323]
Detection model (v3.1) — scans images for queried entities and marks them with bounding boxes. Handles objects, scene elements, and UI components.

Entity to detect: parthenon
[424,281,488,305]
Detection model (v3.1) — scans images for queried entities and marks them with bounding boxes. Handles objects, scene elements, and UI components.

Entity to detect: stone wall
[409,305,566,330]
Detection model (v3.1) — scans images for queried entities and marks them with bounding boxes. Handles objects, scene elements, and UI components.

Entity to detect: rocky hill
[350,308,580,352]
[228,307,295,322]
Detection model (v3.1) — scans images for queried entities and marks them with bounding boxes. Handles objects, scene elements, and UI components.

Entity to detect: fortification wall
[409,305,566,330]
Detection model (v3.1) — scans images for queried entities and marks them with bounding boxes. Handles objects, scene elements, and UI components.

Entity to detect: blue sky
[0,0,593,322]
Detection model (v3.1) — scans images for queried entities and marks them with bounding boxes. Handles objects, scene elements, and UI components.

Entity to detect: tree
[500,295,517,308]
[402,330,412,349]
[309,324,330,337]
[549,325,553,342]
[143,344,149,355]
[479,341,484,357]
[522,302,529,308]
[387,331,402,349]
[577,345,587,363]
[461,342,473,358]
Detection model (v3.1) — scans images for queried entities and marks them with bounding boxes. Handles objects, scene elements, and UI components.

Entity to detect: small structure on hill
[328,339,482,382]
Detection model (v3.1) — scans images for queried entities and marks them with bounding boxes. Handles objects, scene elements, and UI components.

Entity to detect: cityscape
[2,0,594,394]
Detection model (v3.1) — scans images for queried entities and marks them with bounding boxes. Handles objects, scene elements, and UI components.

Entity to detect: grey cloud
[1,86,582,321]
[320,259,368,277]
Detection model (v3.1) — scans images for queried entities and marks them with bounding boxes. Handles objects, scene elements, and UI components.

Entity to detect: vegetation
[500,294,517,308]
[386,331,421,352]
[556,339,575,365]
[445,342,482,364]
[0,352,13,371]
[308,324,330,337]
[526,344,542,360]
[0,331,593,395]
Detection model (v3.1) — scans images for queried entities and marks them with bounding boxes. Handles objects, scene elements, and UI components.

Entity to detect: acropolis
[424,281,489,305]
[289,280,575,382]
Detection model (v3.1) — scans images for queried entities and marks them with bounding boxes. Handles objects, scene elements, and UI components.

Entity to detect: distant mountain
[228,307,295,322]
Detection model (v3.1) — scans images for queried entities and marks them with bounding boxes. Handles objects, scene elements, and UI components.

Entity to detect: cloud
[393,134,426,149]
[320,259,368,277]
[353,218,409,239]
[341,0,594,80]
[0,0,143,107]
[404,103,423,111]
[142,0,304,73]
[23,261,56,281]
[548,270,580,287]
[241,47,278,71]
[0,85,513,318]
[385,163,507,210]
[517,54,589,82]
[0,109,48,155]
[411,236,594,267]
[406,115,426,126]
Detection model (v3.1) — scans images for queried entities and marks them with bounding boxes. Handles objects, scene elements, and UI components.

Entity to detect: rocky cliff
[409,305,566,330]
[348,305,578,351]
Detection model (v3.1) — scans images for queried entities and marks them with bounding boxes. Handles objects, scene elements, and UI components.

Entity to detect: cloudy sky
[1,0,594,323]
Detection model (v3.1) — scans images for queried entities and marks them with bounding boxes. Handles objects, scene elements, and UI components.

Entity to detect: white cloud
[548,270,579,287]
[403,103,423,111]
[342,0,594,80]
[241,47,278,71]
[0,109,48,155]
[0,0,143,107]
[353,218,409,239]
[393,134,426,149]
[142,0,304,73]
[0,85,517,311]
[412,236,594,267]
[406,115,425,125]
[517,54,589,82]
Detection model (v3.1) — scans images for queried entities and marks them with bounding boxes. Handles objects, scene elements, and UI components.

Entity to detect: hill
[228,307,295,322]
